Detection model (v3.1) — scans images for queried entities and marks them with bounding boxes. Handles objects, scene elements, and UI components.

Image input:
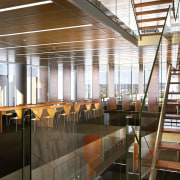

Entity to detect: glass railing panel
[0,106,23,180]
[30,102,79,180]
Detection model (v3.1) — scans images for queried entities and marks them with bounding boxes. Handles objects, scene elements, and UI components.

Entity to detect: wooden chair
[59,106,71,125]
[92,103,99,118]
[31,109,43,133]
[44,108,57,127]
[71,104,80,122]
[2,107,13,127]
[9,109,22,132]
[84,104,92,121]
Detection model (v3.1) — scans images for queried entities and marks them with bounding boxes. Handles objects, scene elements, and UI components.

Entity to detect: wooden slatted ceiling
[0,0,137,59]
[134,0,172,8]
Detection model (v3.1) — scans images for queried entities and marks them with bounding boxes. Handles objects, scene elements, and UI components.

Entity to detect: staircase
[133,0,172,36]
[150,66,180,178]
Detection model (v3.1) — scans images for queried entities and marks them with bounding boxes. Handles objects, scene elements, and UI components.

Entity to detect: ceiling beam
[66,0,138,46]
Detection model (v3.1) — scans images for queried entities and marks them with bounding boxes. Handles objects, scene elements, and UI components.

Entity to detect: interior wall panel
[77,65,85,101]
[92,65,99,99]
[63,66,71,101]
[49,66,58,102]
[39,67,48,103]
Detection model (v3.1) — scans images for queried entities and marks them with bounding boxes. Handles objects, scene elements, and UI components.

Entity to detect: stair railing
[149,64,172,180]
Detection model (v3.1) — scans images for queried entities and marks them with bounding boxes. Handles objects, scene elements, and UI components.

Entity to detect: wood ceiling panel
[14,18,90,32]
[70,9,89,18]
[0,4,63,20]
[3,10,76,26]
[0,0,47,9]
[53,0,78,9]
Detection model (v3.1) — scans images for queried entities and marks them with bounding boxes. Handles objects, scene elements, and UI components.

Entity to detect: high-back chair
[9,109,22,132]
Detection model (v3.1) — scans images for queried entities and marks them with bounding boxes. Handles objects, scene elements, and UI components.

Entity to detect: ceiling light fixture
[0,24,92,37]
[0,0,53,13]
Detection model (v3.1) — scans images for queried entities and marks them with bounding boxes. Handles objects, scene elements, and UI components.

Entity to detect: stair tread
[159,143,180,151]
[171,73,180,75]
[165,114,180,119]
[166,102,179,105]
[168,92,180,94]
[170,82,180,84]
[134,0,172,8]
[137,17,166,23]
[139,25,164,30]
[162,128,180,134]
[136,8,169,16]
[156,160,180,171]
[141,126,157,131]
[140,32,161,36]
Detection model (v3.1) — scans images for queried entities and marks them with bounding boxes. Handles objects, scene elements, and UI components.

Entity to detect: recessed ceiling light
[0,24,92,37]
[0,0,53,13]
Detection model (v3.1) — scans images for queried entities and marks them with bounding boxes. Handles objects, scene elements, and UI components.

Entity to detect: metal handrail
[149,64,172,180]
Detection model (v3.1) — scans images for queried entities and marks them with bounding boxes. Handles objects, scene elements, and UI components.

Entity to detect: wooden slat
[141,126,157,131]
[140,32,161,36]
[134,0,172,8]
[139,25,163,30]
[156,160,180,171]
[162,128,180,134]
[170,82,180,84]
[137,17,166,23]
[136,8,169,16]
[171,73,180,75]
[165,114,180,119]
[159,143,180,151]
[166,102,179,105]
[168,92,180,94]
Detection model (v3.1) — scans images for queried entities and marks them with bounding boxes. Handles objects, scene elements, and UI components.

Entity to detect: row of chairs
[6,103,100,132]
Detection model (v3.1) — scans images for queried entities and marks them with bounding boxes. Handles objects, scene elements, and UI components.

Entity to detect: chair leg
[16,120,17,132]
[34,121,36,134]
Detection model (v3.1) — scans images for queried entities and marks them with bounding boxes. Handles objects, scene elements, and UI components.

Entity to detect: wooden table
[0,102,69,133]
[0,102,96,133]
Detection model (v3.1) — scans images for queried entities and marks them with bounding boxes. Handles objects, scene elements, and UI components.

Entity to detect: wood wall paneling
[139,64,143,94]
[148,64,159,112]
